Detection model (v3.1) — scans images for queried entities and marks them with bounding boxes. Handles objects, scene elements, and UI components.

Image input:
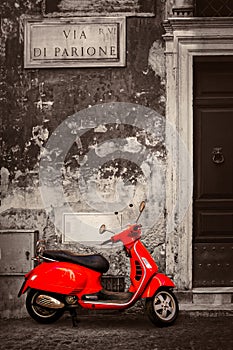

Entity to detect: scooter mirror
[35,239,46,255]
[99,224,106,234]
[136,201,146,223]
[139,201,145,212]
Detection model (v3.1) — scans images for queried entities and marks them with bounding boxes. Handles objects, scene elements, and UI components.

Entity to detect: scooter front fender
[141,273,175,298]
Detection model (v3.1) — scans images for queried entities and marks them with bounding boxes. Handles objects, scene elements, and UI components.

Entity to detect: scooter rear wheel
[26,289,65,324]
[145,289,179,327]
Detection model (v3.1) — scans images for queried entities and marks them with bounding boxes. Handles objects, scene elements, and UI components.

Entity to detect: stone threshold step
[179,303,233,311]
[193,287,233,294]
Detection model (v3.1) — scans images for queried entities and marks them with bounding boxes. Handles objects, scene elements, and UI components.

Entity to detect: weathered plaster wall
[44,0,156,14]
[0,0,169,317]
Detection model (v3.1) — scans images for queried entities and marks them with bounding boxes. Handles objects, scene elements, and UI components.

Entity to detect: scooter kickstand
[69,308,80,327]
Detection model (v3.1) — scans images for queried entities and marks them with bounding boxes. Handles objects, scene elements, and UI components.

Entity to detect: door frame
[163,17,233,290]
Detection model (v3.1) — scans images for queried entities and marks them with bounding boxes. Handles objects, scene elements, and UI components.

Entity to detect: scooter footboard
[141,273,175,298]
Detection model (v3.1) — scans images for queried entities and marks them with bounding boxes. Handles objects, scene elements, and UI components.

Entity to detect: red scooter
[18,202,179,327]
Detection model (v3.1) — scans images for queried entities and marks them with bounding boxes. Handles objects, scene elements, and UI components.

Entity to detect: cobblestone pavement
[0,313,232,350]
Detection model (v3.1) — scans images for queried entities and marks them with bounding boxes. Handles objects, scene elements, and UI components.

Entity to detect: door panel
[193,57,233,287]
[193,243,232,287]
[195,211,233,241]
[196,109,233,199]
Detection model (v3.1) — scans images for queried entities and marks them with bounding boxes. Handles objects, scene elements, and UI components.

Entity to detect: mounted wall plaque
[24,17,126,68]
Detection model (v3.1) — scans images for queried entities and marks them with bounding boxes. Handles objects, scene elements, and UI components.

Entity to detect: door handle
[25,251,30,260]
[212,147,224,164]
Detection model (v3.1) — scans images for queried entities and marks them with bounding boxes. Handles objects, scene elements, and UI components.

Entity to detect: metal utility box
[0,230,38,275]
[0,230,39,318]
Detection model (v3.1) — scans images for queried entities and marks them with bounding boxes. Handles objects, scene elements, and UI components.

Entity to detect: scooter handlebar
[100,224,142,246]
[111,224,142,246]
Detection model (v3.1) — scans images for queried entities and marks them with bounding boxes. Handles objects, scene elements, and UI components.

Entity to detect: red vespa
[18,202,179,327]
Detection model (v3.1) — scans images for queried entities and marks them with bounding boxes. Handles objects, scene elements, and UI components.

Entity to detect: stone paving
[0,312,232,350]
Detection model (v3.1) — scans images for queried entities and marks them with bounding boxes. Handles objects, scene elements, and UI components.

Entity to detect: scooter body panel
[19,261,103,296]
[141,273,175,298]
[128,240,158,293]
[78,240,160,310]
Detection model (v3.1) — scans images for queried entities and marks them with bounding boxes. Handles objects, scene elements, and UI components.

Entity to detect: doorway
[193,56,233,287]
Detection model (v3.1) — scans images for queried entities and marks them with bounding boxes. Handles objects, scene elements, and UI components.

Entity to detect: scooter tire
[26,289,65,324]
[145,288,179,327]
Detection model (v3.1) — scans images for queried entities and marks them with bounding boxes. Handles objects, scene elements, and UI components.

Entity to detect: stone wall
[0,0,168,317]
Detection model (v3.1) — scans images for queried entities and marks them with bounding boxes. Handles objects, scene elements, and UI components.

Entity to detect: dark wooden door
[193,57,233,287]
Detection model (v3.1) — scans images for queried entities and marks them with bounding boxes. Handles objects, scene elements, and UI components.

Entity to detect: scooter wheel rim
[153,291,176,321]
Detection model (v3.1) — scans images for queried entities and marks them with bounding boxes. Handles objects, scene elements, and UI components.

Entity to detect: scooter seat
[42,250,109,273]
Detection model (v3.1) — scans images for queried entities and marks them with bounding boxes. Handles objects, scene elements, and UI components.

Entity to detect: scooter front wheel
[26,289,65,324]
[145,289,179,327]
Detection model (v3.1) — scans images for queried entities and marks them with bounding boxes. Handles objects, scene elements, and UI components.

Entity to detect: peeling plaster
[94,124,108,133]
[31,125,49,148]
[35,98,54,110]
[1,167,10,197]
[148,40,165,81]
[1,18,16,37]
[56,0,141,13]
[94,138,143,158]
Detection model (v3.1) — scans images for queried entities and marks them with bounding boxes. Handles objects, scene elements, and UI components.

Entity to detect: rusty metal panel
[193,243,233,287]
[0,230,38,275]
